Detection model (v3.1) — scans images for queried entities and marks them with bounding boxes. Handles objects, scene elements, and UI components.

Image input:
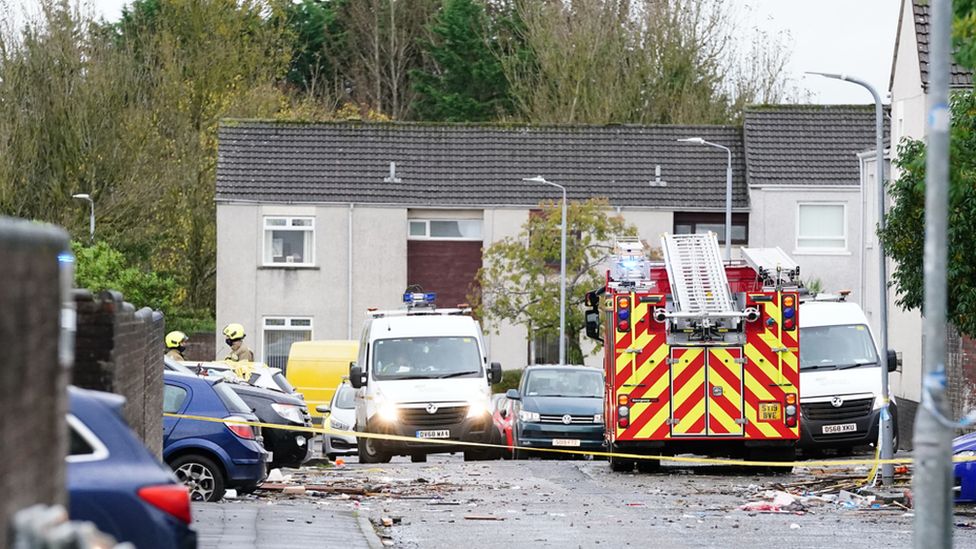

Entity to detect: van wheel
[410,454,427,463]
[170,454,226,502]
[463,450,492,461]
[358,437,391,464]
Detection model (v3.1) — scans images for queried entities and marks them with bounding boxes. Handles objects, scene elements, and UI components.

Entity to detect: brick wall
[0,218,69,545]
[947,325,976,434]
[185,331,217,361]
[72,290,164,457]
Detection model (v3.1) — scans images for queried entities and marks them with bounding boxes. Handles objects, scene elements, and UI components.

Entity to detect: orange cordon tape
[162,412,976,468]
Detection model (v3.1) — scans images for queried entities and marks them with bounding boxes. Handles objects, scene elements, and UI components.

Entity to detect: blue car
[507,365,605,459]
[954,432,976,503]
[163,371,269,502]
[67,386,196,549]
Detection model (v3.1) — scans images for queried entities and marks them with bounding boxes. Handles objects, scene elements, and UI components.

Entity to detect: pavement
[191,451,976,549]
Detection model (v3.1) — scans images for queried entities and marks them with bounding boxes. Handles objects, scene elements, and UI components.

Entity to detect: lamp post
[523,176,567,365]
[805,71,893,485]
[72,193,94,243]
[677,138,733,261]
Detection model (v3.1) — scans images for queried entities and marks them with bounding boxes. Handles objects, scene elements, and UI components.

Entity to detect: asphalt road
[193,454,976,549]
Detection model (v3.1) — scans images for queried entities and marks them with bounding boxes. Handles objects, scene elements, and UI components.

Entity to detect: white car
[181,360,300,397]
[318,382,358,460]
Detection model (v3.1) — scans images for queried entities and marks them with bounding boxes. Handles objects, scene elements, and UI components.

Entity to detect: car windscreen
[273,372,296,394]
[212,381,253,414]
[523,369,603,398]
[372,336,482,380]
[333,384,356,409]
[799,324,879,370]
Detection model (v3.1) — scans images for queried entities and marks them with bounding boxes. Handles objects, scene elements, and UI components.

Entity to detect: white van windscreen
[372,337,482,380]
[799,324,879,371]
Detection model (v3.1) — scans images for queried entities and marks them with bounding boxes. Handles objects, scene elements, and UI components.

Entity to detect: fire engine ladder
[661,233,735,316]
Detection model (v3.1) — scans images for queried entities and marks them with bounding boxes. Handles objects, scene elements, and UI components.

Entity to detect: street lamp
[677,137,733,261]
[523,176,567,365]
[805,71,893,485]
[72,193,95,243]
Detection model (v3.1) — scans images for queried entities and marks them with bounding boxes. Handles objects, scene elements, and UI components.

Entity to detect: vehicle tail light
[617,404,630,428]
[785,415,797,428]
[224,416,255,439]
[785,393,797,405]
[138,484,192,524]
[618,416,629,428]
[617,394,629,406]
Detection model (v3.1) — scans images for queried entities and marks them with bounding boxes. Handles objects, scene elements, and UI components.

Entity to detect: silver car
[320,382,358,460]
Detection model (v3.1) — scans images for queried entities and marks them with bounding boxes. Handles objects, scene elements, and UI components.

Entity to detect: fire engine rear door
[669,347,707,436]
[706,348,745,436]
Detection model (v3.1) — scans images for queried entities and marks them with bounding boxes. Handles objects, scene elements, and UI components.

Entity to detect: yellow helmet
[222,323,246,340]
[165,331,188,349]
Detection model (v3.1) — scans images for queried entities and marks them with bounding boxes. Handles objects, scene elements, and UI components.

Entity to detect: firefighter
[221,323,255,362]
[164,331,189,361]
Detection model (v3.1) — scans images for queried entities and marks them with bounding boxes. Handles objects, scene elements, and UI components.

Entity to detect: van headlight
[519,410,540,422]
[466,399,489,418]
[377,401,398,423]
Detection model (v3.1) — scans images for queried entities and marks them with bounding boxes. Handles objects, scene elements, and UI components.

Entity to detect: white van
[349,295,503,463]
[798,297,899,452]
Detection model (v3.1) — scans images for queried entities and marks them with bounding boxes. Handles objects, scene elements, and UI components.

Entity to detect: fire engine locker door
[669,347,707,436]
[706,348,745,436]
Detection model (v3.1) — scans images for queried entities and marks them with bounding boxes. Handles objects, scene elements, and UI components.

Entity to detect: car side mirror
[585,309,602,342]
[349,362,366,389]
[490,362,502,385]
[315,404,331,414]
[887,349,899,373]
[505,389,520,400]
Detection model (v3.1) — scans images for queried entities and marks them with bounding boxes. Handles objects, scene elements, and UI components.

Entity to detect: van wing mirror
[505,388,520,400]
[349,362,365,389]
[887,350,899,373]
[489,362,502,385]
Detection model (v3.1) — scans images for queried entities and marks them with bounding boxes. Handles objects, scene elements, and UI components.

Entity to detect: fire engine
[584,233,801,472]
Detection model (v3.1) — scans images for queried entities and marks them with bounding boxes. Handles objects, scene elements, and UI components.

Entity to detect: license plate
[416,429,450,439]
[553,439,580,447]
[822,423,857,434]
[759,403,781,421]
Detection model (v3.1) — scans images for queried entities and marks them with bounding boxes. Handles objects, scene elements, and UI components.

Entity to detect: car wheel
[357,437,391,464]
[170,454,226,502]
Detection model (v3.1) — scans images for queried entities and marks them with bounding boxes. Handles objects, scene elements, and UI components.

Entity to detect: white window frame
[795,202,848,254]
[261,316,313,366]
[407,219,483,241]
[66,414,110,463]
[263,216,315,267]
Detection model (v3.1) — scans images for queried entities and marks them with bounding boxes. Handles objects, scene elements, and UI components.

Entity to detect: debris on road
[464,515,505,521]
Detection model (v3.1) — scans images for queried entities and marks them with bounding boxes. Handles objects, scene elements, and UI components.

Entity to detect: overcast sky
[14,0,901,105]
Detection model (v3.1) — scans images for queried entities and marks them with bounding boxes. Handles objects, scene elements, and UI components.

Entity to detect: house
[215,122,750,371]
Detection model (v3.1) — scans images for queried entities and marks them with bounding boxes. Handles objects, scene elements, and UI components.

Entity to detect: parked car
[318,380,358,460]
[229,382,314,469]
[287,340,359,424]
[68,386,197,548]
[507,365,605,459]
[185,360,300,398]
[955,432,976,503]
[163,371,269,502]
[490,393,515,459]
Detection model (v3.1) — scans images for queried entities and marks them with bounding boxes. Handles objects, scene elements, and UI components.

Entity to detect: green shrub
[494,368,523,394]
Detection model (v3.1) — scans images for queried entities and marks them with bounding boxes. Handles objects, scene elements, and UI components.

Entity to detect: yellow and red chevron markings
[706,348,745,436]
[743,291,800,440]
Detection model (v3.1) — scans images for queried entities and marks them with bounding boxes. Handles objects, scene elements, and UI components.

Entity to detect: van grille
[399,406,468,428]
[540,414,595,424]
[802,397,874,421]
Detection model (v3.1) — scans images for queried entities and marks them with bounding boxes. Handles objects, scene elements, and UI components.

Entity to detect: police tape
[163,413,976,468]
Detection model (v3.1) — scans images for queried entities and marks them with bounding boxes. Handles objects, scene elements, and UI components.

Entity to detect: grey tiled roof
[216,121,748,210]
[913,0,972,89]
[743,105,884,187]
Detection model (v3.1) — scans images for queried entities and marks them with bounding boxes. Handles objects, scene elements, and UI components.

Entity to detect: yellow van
[285,340,359,423]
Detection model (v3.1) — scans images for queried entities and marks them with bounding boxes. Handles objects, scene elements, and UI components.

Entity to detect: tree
[475,198,637,363]
[879,91,976,338]
[72,241,178,314]
[275,0,348,102]
[411,0,512,121]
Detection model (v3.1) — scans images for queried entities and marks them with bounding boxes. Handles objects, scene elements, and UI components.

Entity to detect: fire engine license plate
[553,439,580,447]
[822,423,857,435]
[759,403,781,421]
[416,430,450,439]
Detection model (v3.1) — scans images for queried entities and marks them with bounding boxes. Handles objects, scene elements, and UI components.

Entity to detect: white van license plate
[822,423,857,434]
[416,430,450,439]
[553,439,580,447]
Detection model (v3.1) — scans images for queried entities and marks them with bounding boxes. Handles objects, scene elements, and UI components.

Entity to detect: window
[66,415,109,463]
[163,385,188,414]
[263,317,312,371]
[673,212,748,245]
[408,219,482,240]
[263,216,314,266]
[797,203,846,251]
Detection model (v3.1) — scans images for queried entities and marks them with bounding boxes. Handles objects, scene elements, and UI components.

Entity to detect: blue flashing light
[424,292,437,303]
[403,292,438,305]
[783,308,795,319]
[58,252,75,264]
[617,309,630,321]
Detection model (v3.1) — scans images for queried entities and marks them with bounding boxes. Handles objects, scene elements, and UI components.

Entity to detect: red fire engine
[585,234,801,472]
